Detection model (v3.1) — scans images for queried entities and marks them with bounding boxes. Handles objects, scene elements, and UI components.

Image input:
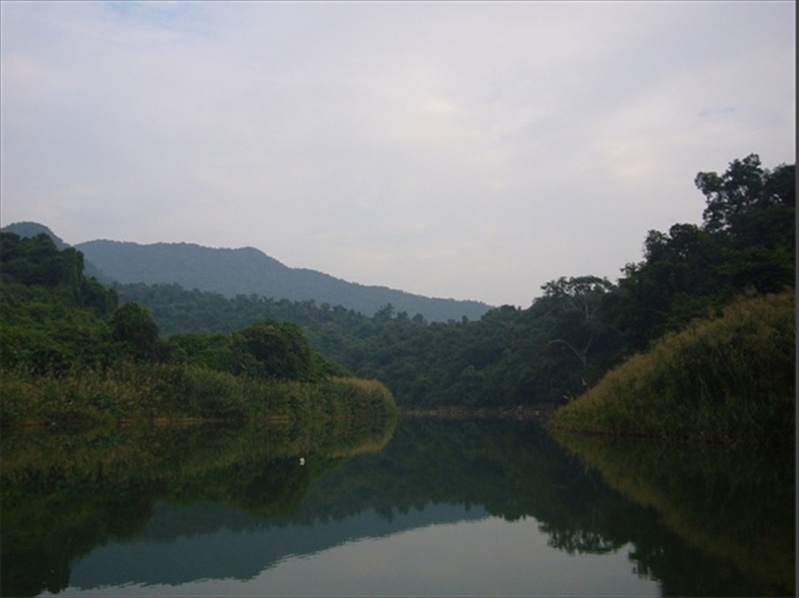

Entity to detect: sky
[1,1,795,307]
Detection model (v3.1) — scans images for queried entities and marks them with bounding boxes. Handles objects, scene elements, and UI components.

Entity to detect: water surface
[2,417,793,596]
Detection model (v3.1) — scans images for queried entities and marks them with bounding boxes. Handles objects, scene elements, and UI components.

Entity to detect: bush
[549,291,795,445]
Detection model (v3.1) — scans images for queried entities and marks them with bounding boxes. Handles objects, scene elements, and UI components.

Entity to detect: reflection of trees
[300,418,791,596]
[553,430,795,596]
[296,418,638,553]
[3,417,789,597]
[0,416,395,597]
[543,525,618,555]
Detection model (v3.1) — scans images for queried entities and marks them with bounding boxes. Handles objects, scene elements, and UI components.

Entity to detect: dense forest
[1,153,794,419]
[72,237,491,322]
[113,154,794,409]
[0,232,396,427]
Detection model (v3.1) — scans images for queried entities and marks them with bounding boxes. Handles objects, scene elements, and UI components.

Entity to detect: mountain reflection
[2,417,793,596]
[68,502,489,588]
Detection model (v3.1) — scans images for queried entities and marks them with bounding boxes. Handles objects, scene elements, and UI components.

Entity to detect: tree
[695,154,795,293]
[233,320,315,380]
[696,153,795,252]
[111,303,161,361]
[539,276,615,369]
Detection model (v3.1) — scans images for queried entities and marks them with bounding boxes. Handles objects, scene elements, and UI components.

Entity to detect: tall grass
[0,361,397,429]
[549,291,795,445]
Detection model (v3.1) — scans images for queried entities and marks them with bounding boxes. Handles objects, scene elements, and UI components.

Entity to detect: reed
[549,291,795,445]
[0,361,397,429]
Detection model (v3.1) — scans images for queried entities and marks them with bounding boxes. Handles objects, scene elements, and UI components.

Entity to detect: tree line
[2,153,793,412]
[115,154,794,408]
[0,231,396,427]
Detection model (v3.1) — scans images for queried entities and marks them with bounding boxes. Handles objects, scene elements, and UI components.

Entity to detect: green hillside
[74,239,491,322]
[550,290,794,445]
[3,153,794,438]
[0,231,396,428]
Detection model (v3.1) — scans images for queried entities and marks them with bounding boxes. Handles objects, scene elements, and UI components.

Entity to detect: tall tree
[233,320,315,381]
[539,276,615,370]
[696,153,795,253]
[110,303,161,361]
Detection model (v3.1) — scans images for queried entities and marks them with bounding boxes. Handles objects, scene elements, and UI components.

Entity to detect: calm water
[1,417,794,597]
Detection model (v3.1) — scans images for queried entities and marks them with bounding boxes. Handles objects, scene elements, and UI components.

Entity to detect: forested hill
[1,153,793,410]
[73,239,490,321]
[112,153,796,408]
[0,224,489,322]
[1,222,109,281]
[1,222,69,250]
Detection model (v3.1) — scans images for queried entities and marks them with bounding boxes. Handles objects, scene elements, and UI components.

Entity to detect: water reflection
[1,417,794,596]
[552,430,795,596]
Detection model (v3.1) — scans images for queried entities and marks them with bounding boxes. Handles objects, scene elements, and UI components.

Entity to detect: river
[1,417,793,596]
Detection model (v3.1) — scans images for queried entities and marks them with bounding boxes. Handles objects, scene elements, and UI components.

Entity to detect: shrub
[550,291,795,445]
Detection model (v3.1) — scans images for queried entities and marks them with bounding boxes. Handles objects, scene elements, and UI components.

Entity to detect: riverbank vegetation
[0,232,396,428]
[549,291,794,445]
[1,364,396,430]
[2,154,794,441]
[111,155,794,424]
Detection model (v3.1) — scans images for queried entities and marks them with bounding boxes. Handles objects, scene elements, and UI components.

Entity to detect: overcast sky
[1,1,795,307]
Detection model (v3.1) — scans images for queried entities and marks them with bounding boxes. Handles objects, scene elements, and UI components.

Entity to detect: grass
[549,290,795,446]
[0,361,397,429]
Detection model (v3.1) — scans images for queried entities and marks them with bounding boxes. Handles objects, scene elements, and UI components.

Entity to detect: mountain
[73,239,491,321]
[0,221,111,281]
[1,221,491,320]
[1,221,69,250]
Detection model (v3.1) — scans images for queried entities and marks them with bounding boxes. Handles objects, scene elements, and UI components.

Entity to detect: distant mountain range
[1,221,492,321]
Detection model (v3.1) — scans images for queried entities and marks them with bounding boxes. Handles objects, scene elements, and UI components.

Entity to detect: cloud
[1,1,795,306]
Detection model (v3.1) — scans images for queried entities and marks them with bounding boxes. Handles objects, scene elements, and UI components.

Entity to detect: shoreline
[398,405,556,420]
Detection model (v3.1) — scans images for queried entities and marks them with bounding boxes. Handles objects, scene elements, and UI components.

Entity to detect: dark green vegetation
[1,416,397,597]
[551,427,794,595]
[108,154,794,428]
[551,291,794,444]
[72,237,491,322]
[0,232,396,427]
[2,153,794,441]
[2,418,791,596]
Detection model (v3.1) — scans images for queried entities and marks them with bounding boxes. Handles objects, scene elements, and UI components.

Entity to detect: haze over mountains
[2,222,491,322]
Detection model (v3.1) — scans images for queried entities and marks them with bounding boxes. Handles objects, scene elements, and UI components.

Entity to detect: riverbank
[548,291,795,446]
[0,361,397,429]
[399,405,556,420]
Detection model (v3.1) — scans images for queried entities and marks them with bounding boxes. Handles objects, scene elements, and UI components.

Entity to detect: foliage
[0,361,395,428]
[71,238,491,322]
[232,320,316,380]
[1,233,120,375]
[3,153,794,425]
[608,154,795,353]
[549,291,795,445]
[0,232,394,428]
[110,302,166,361]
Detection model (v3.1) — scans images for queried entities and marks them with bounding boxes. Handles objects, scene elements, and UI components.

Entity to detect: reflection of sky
[48,515,659,597]
[62,501,489,588]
